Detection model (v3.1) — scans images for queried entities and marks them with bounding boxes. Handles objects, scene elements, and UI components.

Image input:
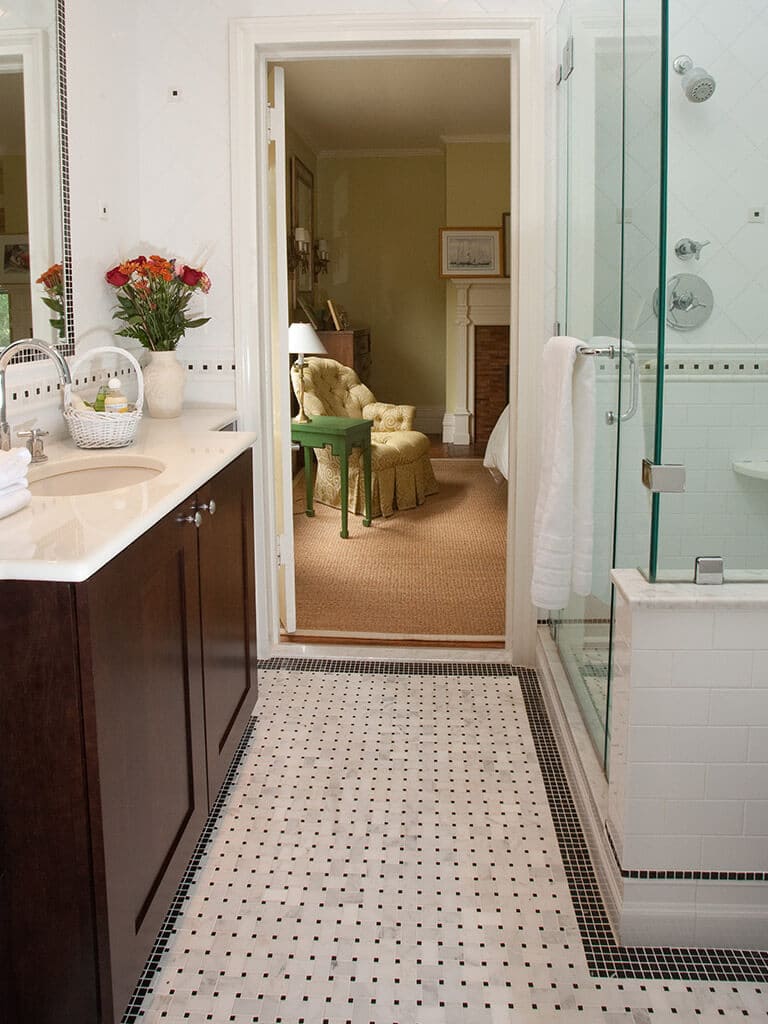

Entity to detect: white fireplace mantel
[443,278,512,445]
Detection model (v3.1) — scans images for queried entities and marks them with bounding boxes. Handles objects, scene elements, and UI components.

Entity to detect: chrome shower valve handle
[675,237,710,261]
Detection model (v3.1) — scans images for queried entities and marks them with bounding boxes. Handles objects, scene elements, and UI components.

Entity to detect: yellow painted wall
[1,155,29,233]
[444,142,510,416]
[316,155,446,408]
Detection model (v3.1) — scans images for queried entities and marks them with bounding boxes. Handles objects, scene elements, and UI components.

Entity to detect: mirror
[0,3,71,353]
[290,157,314,312]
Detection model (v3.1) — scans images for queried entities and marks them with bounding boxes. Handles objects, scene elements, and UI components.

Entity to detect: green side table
[291,415,373,538]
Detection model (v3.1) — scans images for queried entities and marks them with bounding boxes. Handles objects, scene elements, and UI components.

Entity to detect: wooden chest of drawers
[317,328,371,383]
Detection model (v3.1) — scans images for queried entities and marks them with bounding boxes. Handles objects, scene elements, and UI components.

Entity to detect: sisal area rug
[292,458,507,639]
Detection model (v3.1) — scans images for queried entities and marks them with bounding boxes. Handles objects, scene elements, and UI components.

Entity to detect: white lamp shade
[288,322,327,356]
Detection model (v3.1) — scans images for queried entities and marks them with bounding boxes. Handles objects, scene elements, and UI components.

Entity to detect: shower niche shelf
[732,459,768,480]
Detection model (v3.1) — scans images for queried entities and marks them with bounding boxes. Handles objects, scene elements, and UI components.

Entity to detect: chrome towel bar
[576,343,616,359]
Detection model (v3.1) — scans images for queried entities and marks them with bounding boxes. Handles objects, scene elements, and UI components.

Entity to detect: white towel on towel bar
[531,336,596,610]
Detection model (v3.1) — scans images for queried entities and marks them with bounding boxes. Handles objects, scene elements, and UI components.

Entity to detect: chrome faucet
[0,339,72,451]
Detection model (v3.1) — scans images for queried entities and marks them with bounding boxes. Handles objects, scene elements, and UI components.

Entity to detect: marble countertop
[0,407,256,583]
[611,568,768,608]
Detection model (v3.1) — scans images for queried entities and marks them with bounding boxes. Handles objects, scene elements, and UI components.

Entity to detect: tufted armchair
[290,357,438,518]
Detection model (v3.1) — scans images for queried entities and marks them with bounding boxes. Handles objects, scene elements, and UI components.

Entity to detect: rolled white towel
[0,484,31,520]
[0,479,29,500]
[0,446,32,488]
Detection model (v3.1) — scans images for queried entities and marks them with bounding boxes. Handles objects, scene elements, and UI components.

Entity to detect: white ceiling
[282,57,512,155]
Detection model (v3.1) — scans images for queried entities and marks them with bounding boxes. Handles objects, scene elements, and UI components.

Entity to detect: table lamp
[288,322,327,422]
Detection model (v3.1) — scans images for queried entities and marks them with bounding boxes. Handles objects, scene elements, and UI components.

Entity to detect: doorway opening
[276,55,513,646]
[229,15,546,663]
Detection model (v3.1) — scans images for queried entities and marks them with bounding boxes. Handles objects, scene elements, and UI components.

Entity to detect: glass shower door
[553,0,625,761]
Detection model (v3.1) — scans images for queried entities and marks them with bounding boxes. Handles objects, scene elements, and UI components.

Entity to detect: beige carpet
[292,458,507,639]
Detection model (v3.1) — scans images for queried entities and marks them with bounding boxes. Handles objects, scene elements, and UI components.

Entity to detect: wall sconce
[288,227,311,275]
[313,238,330,280]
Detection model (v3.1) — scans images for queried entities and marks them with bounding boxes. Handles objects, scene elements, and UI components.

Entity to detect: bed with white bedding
[482,404,509,481]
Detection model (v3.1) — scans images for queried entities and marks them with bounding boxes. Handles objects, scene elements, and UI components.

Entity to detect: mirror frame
[0,2,73,354]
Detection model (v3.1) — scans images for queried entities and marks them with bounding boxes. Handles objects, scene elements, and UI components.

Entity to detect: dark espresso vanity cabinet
[0,450,257,1024]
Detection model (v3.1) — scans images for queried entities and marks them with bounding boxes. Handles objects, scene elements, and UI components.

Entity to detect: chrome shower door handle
[619,350,639,422]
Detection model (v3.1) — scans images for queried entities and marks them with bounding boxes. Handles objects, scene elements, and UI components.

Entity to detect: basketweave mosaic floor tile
[125,663,768,1024]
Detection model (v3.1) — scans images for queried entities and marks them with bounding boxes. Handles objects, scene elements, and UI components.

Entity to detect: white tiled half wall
[607,569,768,949]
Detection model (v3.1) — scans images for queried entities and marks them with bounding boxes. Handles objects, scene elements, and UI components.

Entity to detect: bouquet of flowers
[105,254,211,351]
[36,263,65,338]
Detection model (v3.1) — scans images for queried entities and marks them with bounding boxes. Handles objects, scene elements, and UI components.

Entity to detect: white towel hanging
[530,336,596,611]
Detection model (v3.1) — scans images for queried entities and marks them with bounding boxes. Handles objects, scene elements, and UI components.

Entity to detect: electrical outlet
[748,207,765,223]
[168,86,183,102]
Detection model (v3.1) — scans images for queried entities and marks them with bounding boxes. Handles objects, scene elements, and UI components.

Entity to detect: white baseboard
[442,411,471,445]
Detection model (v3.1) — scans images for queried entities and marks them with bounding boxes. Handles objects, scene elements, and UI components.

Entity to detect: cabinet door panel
[78,501,207,1020]
[197,451,257,805]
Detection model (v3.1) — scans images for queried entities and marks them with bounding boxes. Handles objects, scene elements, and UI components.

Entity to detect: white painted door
[267,65,296,633]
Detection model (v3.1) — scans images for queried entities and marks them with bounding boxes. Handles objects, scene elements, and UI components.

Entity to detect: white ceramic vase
[142,350,186,418]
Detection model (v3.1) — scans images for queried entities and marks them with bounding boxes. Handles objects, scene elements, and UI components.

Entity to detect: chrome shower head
[673,54,716,102]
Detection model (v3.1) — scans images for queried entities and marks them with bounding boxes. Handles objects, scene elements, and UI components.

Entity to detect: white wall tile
[747,727,768,762]
[629,763,706,800]
[744,800,768,836]
[628,726,671,763]
[631,609,714,651]
[670,650,752,687]
[670,726,749,764]
[622,834,702,871]
[664,799,744,837]
[705,763,768,800]
[701,835,768,871]
[631,687,710,726]
[709,688,768,726]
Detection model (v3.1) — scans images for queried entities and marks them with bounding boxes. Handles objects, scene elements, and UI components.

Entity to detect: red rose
[105,266,130,287]
[178,265,203,287]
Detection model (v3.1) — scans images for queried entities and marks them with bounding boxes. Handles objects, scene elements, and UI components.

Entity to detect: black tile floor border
[121,719,258,1023]
[121,658,768,1023]
[515,665,768,982]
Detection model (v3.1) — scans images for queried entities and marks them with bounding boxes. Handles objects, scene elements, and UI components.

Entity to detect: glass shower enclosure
[552,0,768,769]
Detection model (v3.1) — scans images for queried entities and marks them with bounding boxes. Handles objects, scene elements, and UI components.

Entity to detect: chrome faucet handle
[17,428,49,464]
[675,237,710,261]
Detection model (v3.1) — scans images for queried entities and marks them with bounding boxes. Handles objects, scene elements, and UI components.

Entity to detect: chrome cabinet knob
[197,499,216,516]
[177,510,203,528]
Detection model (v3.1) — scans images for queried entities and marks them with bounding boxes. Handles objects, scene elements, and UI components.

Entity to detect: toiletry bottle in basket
[104,378,129,413]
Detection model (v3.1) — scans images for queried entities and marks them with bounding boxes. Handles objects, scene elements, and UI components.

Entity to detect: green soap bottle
[93,384,108,412]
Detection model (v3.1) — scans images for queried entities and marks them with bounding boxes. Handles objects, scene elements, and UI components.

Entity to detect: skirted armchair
[291,357,438,518]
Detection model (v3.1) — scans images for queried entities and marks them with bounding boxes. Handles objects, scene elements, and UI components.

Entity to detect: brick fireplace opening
[474,325,510,446]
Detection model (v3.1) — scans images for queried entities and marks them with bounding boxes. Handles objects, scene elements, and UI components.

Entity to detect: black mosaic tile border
[56,0,75,354]
[516,666,768,982]
[605,821,768,882]
[120,719,257,1023]
[259,655,517,676]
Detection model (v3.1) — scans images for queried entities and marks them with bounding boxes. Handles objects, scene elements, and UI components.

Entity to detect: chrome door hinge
[266,105,274,143]
[276,533,283,566]
[641,458,686,493]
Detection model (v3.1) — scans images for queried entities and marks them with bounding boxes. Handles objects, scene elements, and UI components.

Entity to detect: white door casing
[229,15,546,664]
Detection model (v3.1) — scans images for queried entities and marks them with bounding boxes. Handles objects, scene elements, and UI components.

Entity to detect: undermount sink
[28,454,165,496]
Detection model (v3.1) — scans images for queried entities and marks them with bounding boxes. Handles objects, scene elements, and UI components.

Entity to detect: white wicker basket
[63,346,144,449]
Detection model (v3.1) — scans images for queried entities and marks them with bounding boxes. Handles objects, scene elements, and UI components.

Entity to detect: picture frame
[502,212,511,278]
[439,228,502,278]
[327,298,342,331]
[0,235,30,283]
